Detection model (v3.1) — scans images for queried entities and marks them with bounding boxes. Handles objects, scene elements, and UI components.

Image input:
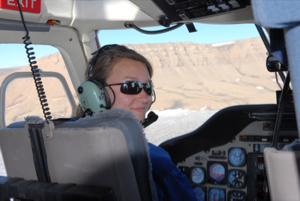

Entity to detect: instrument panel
[177,120,298,201]
[152,0,251,22]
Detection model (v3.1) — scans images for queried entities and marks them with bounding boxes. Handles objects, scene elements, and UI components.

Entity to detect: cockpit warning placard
[0,0,41,14]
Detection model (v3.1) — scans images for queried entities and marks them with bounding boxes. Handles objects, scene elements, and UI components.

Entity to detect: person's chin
[131,111,145,121]
[134,113,144,121]
[131,108,145,119]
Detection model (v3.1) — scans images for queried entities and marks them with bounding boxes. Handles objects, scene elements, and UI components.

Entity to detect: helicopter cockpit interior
[0,0,300,200]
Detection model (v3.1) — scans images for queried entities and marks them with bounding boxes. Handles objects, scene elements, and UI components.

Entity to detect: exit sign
[0,0,41,14]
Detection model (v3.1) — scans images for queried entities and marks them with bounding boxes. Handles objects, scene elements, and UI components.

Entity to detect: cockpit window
[98,23,278,145]
[0,44,77,126]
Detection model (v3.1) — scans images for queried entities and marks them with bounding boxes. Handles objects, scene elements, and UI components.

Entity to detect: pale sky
[0,23,263,69]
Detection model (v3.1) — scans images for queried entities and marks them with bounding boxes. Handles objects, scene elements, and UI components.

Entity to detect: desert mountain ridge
[1,38,280,125]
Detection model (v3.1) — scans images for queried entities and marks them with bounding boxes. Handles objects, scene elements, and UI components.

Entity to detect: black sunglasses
[109,81,154,96]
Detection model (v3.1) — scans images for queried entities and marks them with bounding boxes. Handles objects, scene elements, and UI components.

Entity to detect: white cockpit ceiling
[0,0,255,34]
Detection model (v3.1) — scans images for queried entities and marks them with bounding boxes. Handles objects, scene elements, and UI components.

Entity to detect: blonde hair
[74,45,153,116]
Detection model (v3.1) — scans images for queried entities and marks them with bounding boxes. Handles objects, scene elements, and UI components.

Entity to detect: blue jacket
[148,143,197,201]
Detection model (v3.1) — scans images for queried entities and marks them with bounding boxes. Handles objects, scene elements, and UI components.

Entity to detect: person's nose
[137,89,150,103]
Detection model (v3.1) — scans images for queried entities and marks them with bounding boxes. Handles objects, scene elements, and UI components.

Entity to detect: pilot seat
[0,108,157,201]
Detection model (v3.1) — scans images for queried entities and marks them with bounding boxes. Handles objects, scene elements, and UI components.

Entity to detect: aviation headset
[76,44,156,117]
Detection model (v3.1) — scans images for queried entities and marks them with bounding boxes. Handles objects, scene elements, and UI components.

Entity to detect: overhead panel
[151,0,251,22]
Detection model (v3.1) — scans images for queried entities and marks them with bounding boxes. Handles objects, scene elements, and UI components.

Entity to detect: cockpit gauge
[208,188,225,201]
[227,190,246,201]
[193,187,206,201]
[207,161,227,185]
[190,167,205,184]
[227,169,246,188]
[228,148,246,167]
[210,163,225,182]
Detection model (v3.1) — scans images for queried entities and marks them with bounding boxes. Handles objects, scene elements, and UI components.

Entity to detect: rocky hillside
[127,38,278,110]
[1,38,279,125]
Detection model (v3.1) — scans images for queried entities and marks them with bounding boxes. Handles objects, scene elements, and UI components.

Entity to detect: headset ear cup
[86,78,110,110]
[103,87,111,109]
[77,80,107,114]
[87,77,115,110]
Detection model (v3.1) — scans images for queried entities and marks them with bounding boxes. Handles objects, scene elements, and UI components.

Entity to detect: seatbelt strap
[25,121,53,183]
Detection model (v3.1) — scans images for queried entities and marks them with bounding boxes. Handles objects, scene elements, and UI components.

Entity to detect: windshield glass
[0,24,278,145]
[98,23,279,145]
[0,44,77,126]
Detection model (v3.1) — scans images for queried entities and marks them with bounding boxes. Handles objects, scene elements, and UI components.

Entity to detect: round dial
[227,169,246,188]
[228,190,246,201]
[193,187,205,201]
[228,148,246,167]
[191,167,205,184]
[209,188,225,201]
[209,163,225,182]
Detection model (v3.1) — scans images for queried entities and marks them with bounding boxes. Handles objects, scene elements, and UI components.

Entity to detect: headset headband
[87,44,119,78]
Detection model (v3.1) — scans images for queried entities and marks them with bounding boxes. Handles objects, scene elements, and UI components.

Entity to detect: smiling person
[75,44,197,201]
[105,57,152,121]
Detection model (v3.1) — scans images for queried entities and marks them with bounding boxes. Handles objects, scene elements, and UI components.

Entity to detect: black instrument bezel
[207,161,228,185]
[189,166,206,185]
[228,147,247,167]
[227,169,247,189]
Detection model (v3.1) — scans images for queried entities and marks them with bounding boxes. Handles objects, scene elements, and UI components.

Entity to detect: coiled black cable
[17,0,52,120]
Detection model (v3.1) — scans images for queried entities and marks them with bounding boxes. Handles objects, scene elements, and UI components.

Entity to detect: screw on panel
[69,38,72,41]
